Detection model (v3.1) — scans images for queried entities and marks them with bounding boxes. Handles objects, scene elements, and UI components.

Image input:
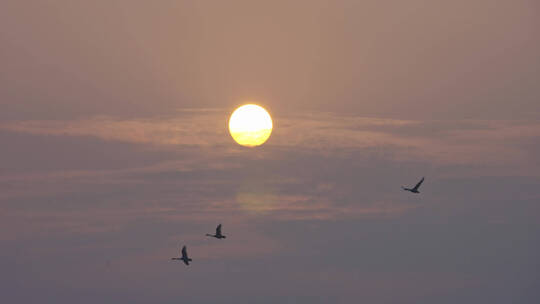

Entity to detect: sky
[1,1,539,303]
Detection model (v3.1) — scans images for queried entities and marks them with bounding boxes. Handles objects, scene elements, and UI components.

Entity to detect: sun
[229,104,273,147]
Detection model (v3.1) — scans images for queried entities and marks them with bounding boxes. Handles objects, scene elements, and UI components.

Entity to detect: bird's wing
[216,224,222,235]
[183,259,189,266]
[413,177,425,191]
[181,246,187,258]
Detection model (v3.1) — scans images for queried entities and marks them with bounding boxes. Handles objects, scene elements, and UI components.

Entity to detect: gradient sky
[1,1,539,303]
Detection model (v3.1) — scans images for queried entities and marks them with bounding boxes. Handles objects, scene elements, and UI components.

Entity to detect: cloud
[3,111,539,163]
[1,111,539,228]
[1,110,539,304]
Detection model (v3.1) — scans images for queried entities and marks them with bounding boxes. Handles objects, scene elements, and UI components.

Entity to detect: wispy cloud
[1,111,539,228]
[1,111,539,304]
[2,111,539,175]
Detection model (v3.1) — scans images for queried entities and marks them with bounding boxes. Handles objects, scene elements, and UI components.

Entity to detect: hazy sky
[2,0,539,120]
[1,1,539,303]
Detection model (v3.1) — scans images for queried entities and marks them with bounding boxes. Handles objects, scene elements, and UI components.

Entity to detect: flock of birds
[172,224,226,265]
[171,177,425,266]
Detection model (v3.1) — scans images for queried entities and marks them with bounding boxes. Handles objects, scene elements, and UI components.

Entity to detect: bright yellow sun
[229,104,273,147]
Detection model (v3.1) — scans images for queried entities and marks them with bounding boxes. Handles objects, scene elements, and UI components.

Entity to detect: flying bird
[206,224,226,239]
[171,245,192,265]
[402,177,425,193]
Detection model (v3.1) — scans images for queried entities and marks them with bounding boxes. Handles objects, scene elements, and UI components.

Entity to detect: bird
[171,245,192,265]
[402,177,425,193]
[206,224,226,239]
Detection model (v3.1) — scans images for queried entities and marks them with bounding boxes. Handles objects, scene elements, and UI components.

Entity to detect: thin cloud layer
[1,111,539,303]
[2,111,539,167]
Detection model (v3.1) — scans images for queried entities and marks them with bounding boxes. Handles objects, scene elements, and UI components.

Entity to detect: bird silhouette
[402,177,425,193]
[206,224,226,239]
[171,245,192,265]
